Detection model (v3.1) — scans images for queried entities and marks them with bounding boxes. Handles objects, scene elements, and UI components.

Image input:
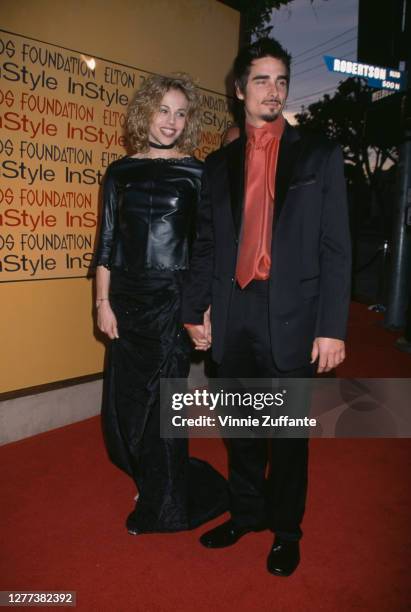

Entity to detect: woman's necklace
[148,141,176,149]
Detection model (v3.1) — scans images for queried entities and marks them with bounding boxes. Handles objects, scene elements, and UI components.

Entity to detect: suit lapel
[226,135,246,236]
[275,123,302,222]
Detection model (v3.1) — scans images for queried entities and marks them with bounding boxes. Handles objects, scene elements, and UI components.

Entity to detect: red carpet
[1,303,410,611]
[338,302,411,377]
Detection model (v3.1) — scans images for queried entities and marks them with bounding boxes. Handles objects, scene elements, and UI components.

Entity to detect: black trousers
[218,280,313,541]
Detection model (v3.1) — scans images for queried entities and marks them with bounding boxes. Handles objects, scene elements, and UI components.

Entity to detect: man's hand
[184,323,210,351]
[184,308,212,351]
[204,306,212,344]
[311,337,345,373]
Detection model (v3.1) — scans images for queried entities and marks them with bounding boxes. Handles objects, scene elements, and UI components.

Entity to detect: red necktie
[236,116,285,288]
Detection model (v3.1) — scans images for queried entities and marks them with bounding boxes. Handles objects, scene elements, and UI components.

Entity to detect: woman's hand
[184,306,212,351]
[184,323,209,350]
[97,302,119,339]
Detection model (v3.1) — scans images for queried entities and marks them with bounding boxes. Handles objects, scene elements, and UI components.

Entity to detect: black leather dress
[94,156,227,533]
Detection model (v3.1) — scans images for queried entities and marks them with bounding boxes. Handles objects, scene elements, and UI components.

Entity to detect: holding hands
[184,306,212,351]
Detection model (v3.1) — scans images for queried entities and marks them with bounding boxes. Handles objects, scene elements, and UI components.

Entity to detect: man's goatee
[261,113,280,123]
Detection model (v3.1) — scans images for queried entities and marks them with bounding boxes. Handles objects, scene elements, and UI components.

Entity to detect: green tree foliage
[237,0,296,40]
[295,78,399,233]
[296,78,398,180]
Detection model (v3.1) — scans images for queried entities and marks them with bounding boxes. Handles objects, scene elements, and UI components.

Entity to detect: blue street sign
[323,55,407,91]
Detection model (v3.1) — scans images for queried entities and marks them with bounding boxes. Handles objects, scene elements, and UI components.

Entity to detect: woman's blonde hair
[127,72,202,154]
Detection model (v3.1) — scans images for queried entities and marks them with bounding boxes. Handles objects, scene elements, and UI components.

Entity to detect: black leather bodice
[93,156,203,272]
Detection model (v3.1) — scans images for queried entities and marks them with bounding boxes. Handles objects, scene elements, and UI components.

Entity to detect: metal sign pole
[384,124,411,327]
[384,9,411,329]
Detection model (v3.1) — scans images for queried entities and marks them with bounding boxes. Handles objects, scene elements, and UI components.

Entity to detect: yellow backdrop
[0,0,239,393]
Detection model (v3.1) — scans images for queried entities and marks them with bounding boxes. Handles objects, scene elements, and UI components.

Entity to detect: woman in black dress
[93,73,227,535]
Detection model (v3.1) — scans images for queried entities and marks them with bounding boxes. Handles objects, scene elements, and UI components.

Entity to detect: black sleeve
[92,165,118,269]
[316,144,352,339]
[182,162,214,324]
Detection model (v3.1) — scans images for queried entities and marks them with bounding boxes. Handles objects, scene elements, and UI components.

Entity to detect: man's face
[236,56,289,127]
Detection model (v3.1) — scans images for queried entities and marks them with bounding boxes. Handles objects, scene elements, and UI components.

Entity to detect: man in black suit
[183,38,351,576]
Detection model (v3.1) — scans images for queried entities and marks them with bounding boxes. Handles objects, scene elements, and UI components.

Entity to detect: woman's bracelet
[96,297,109,308]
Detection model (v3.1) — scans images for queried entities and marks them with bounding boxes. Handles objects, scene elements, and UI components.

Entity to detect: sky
[269,0,359,122]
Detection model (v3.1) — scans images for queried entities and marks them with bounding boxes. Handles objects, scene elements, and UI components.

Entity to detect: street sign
[371,89,397,102]
[323,55,407,91]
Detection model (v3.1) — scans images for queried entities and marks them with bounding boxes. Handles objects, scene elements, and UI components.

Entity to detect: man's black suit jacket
[183,122,352,371]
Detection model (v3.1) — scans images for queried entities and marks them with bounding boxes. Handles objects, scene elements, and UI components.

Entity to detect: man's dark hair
[233,37,292,93]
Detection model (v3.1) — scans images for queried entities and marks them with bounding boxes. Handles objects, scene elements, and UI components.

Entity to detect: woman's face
[149,88,189,146]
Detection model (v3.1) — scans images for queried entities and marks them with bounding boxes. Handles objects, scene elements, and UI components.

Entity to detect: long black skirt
[101,270,227,533]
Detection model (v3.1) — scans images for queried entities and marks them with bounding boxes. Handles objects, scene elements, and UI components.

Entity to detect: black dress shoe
[199,519,266,548]
[267,539,300,576]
